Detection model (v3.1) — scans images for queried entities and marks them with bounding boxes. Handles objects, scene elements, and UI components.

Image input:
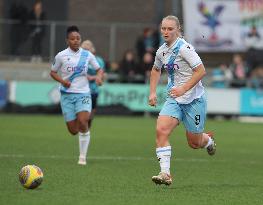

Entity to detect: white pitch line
[0,153,213,162]
[0,153,260,164]
[0,153,224,163]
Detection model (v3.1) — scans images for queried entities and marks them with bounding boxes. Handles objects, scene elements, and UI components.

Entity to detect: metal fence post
[109,23,117,62]
[49,22,56,62]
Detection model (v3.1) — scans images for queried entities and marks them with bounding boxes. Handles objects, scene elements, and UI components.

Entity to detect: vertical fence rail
[49,22,56,62]
[109,24,117,62]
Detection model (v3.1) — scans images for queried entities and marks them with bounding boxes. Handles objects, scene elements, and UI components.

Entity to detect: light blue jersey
[154,37,204,104]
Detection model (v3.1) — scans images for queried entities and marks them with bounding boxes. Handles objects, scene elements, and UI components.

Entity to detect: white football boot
[78,156,86,165]
[152,172,172,186]
[206,132,216,156]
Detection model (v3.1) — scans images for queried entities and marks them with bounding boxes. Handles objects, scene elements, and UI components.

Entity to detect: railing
[0,18,155,62]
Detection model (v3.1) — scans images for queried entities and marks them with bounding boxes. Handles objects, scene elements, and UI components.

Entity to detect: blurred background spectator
[29,0,46,63]
[229,54,249,88]
[119,49,141,83]
[210,63,232,88]
[9,1,29,59]
[107,61,120,83]
[244,25,263,73]
[248,65,263,89]
[136,27,159,63]
[138,51,154,83]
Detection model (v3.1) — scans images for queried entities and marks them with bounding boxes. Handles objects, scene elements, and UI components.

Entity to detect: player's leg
[66,120,78,135]
[60,93,78,135]
[205,131,216,155]
[152,98,182,185]
[75,93,92,165]
[182,95,216,155]
[77,111,90,165]
[186,132,216,155]
[152,115,178,185]
[77,111,89,132]
[88,109,95,128]
[185,131,208,148]
[88,93,98,129]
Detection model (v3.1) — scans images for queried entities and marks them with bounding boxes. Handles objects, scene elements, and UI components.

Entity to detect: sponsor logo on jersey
[66,65,86,72]
[162,63,179,71]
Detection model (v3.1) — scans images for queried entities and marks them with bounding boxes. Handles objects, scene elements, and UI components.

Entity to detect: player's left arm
[95,68,104,86]
[87,56,106,81]
[182,64,206,92]
[170,44,206,97]
[89,53,104,86]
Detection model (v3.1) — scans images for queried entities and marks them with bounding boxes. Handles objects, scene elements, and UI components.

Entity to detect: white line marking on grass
[0,153,260,164]
[0,153,207,161]
[0,153,228,163]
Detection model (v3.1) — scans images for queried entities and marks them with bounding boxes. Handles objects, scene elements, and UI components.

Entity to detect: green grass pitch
[0,114,262,205]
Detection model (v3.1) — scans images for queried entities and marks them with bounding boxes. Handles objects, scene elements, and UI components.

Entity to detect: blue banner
[0,80,8,108]
[240,89,263,115]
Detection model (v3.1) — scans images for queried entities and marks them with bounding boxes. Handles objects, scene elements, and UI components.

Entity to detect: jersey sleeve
[89,53,100,70]
[153,51,163,70]
[51,53,62,72]
[180,44,203,69]
[96,56,105,71]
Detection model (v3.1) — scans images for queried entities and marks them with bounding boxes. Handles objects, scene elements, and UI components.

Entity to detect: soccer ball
[19,165,43,189]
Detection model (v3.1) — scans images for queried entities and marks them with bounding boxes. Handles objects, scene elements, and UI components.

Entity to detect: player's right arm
[50,71,71,88]
[149,65,161,107]
[50,53,71,88]
[149,48,163,107]
[149,49,163,107]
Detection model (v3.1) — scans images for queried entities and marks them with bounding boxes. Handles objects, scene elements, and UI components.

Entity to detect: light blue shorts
[159,94,207,133]
[60,92,92,122]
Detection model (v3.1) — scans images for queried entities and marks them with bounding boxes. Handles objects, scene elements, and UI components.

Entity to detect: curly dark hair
[66,25,79,38]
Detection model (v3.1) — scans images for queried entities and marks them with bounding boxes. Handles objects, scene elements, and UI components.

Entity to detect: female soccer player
[81,40,105,130]
[50,26,104,165]
[148,16,216,185]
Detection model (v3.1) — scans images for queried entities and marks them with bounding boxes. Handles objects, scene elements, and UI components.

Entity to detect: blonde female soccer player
[81,40,105,130]
[50,26,103,165]
[148,16,216,185]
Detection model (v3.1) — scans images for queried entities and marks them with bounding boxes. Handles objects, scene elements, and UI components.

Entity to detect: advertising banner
[98,84,167,111]
[10,81,263,116]
[10,82,167,111]
[183,0,263,51]
[206,88,240,114]
[0,80,8,108]
[10,81,60,106]
[240,88,263,115]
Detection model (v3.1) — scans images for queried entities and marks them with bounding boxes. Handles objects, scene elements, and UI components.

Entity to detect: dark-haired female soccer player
[50,26,104,165]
